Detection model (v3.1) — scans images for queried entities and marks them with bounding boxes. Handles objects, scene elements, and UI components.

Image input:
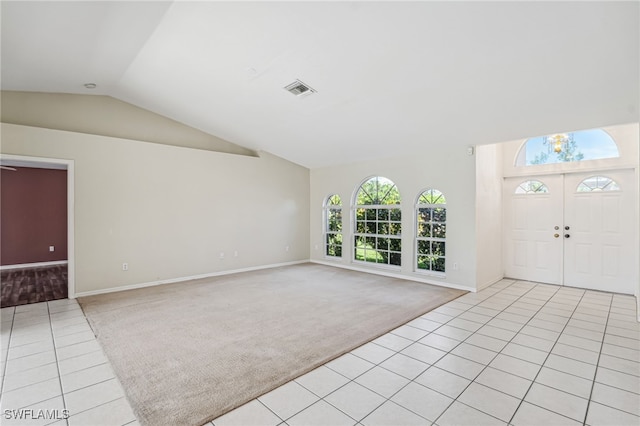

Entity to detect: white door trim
[0,153,76,299]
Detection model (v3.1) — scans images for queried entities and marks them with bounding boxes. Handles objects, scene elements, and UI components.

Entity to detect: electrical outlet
[122,263,129,271]
[49,246,55,252]
[453,262,459,270]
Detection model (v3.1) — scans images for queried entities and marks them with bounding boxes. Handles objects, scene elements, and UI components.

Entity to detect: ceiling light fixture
[544,133,572,154]
[84,83,97,89]
[284,79,316,97]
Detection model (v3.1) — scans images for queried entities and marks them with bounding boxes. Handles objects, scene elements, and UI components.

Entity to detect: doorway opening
[0,154,75,305]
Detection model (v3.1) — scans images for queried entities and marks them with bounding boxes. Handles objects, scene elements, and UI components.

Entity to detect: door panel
[503,176,563,285]
[563,170,637,294]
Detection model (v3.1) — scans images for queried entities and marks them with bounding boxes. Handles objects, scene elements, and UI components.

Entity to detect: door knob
[554,233,560,238]
[564,234,570,238]
[554,226,559,230]
[565,226,570,230]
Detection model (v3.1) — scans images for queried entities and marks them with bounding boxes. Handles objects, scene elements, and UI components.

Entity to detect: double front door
[503,170,637,294]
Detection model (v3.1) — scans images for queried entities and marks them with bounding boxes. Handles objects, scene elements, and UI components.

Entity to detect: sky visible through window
[525,129,619,165]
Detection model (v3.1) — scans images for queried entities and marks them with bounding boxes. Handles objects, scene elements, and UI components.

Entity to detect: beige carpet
[79,263,466,426]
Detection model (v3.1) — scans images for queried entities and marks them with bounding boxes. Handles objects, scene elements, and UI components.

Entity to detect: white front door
[504,170,638,294]
[503,175,563,285]
[563,170,637,293]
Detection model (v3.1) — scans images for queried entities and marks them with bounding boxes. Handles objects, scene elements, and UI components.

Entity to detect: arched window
[577,176,620,192]
[416,189,446,274]
[353,176,401,266]
[324,194,342,257]
[517,129,619,166]
[515,180,549,194]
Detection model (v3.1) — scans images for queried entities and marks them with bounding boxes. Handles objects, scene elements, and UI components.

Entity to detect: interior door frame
[0,153,76,298]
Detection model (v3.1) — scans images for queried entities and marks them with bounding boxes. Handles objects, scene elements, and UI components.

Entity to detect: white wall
[475,144,503,289]
[310,144,477,291]
[1,123,310,294]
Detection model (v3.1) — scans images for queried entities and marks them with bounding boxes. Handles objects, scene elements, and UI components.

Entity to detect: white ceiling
[2,1,638,169]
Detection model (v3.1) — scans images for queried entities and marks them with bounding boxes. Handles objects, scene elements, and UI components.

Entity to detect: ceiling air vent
[284,79,316,97]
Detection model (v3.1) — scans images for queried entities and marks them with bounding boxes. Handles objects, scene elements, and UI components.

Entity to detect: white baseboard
[310,259,474,292]
[74,260,309,298]
[1,260,68,270]
[477,275,505,291]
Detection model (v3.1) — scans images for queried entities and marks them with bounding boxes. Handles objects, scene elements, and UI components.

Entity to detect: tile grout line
[506,289,605,426]
[433,281,565,425]
[582,293,614,426]
[47,300,69,425]
[0,306,17,396]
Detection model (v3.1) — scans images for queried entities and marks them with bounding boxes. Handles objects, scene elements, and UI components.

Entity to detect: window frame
[323,194,343,258]
[415,189,447,276]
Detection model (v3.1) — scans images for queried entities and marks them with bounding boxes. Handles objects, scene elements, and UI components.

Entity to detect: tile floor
[1,279,638,426]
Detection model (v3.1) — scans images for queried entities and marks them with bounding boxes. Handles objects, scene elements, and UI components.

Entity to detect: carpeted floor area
[78,263,466,426]
[0,264,68,308]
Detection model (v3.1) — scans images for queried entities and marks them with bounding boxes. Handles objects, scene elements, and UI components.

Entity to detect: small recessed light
[84,83,97,89]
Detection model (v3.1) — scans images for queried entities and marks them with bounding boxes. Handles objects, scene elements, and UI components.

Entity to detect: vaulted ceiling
[2,1,638,168]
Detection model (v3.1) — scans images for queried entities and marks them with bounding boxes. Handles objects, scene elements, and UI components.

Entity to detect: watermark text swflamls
[3,409,70,420]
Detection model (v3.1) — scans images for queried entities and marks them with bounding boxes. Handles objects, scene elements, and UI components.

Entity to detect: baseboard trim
[310,259,474,292]
[74,260,309,298]
[477,275,505,291]
[0,260,68,270]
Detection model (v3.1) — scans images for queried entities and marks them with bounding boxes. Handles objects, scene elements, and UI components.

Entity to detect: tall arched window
[416,189,446,274]
[517,129,619,166]
[353,176,401,266]
[324,194,342,257]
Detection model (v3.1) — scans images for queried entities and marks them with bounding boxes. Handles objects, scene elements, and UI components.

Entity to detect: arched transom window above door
[516,129,619,166]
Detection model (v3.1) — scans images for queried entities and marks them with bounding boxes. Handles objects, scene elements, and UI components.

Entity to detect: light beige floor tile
[433,354,484,380]
[60,362,116,393]
[389,325,429,341]
[597,354,640,377]
[511,333,555,352]
[511,401,581,426]
[591,382,640,416]
[372,333,414,352]
[524,383,588,422]
[295,366,350,398]
[464,334,507,353]
[414,366,470,399]
[288,400,355,426]
[420,311,453,324]
[391,382,452,423]
[212,400,282,426]
[585,401,640,426]
[55,339,101,361]
[361,400,427,426]
[351,342,396,364]
[378,353,429,380]
[432,325,473,341]
[53,330,95,348]
[7,340,54,360]
[67,397,136,426]
[562,326,603,342]
[489,353,541,380]
[475,325,517,341]
[551,343,599,365]
[325,382,385,422]
[355,365,409,398]
[2,362,59,392]
[474,366,531,399]
[535,367,593,399]
[0,395,66,426]
[418,333,460,352]
[64,378,126,415]
[595,366,640,394]
[326,353,374,379]
[0,377,61,411]
[401,343,447,365]
[557,334,602,352]
[450,342,497,365]
[437,401,505,426]
[543,353,596,380]
[258,380,319,420]
[57,350,108,376]
[457,382,520,422]
[4,350,56,375]
[406,318,441,332]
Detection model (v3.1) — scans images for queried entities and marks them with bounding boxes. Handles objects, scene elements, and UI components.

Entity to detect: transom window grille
[416,189,446,274]
[353,176,401,266]
[515,180,549,194]
[577,176,620,192]
[324,194,342,257]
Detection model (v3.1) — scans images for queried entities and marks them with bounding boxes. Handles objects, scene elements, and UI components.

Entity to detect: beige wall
[475,144,503,289]
[1,123,310,294]
[310,145,478,291]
